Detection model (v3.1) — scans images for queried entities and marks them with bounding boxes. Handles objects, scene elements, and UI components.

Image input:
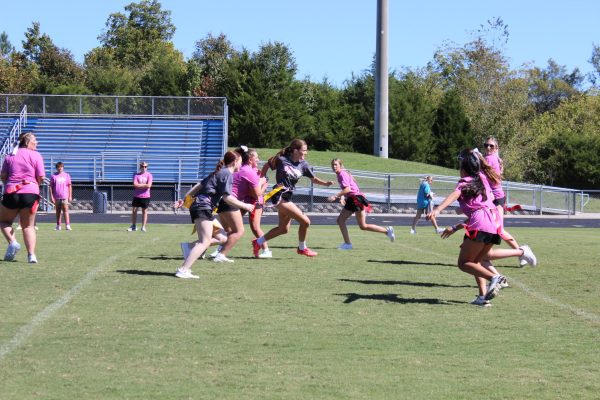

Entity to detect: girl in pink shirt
[235,147,270,258]
[327,158,395,249]
[0,132,45,263]
[484,137,534,267]
[50,161,72,230]
[128,162,153,232]
[427,148,506,304]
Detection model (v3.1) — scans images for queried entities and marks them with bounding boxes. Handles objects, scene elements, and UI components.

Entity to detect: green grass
[1,223,599,399]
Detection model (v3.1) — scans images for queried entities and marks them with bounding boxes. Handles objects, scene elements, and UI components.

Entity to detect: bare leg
[180,219,214,272]
[141,208,148,228]
[457,240,495,280]
[337,208,353,244]
[131,207,138,226]
[63,202,70,225]
[0,205,18,244]
[355,209,387,234]
[19,208,37,256]
[249,207,269,250]
[218,210,244,256]
[411,209,423,230]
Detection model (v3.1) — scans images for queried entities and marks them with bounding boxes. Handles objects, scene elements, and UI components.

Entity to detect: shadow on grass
[138,255,181,261]
[339,278,472,288]
[116,269,175,277]
[336,292,465,305]
[368,259,456,267]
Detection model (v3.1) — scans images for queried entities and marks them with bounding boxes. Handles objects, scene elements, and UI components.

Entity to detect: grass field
[1,223,599,399]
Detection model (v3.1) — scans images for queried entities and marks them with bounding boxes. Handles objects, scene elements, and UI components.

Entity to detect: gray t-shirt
[193,168,233,210]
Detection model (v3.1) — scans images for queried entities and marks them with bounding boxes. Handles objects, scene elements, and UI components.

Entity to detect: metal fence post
[309,176,314,212]
[539,186,544,215]
[386,174,391,213]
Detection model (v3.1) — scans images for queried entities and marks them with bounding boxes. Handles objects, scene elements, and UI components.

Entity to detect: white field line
[395,241,600,323]
[0,237,161,361]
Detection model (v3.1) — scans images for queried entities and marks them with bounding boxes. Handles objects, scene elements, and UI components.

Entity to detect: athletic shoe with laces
[410,228,416,234]
[4,241,21,261]
[65,224,72,231]
[180,242,191,260]
[208,249,220,259]
[519,245,537,267]
[258,249,273,258]
[386,226,395,242]
[499,275,509,288]
[175,268,199,279]
[54,225,61,231]
[337,243,353,250]
[436,228,445,234]
[251,239,261,258]
[484,274,503,300]
[470,295,491,307]
[127,225,137,232]
[28,254,38,264]
[141,226,147,232]
[297,247,318,257]
[213,253,234,263]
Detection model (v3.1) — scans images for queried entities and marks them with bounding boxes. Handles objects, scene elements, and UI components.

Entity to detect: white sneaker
[127,225,137,232]
[519,259,528,267]
[410,228,416,234]
[180,242,191,260]
[34,225,38,231]
[54,225,61,231]
[208,249,219,259]
[470,295,491,307]
[28,254,38,264]
[175,268,199,279]
[213,253,234,263]
[436,228,445,234]
[337,243,353,250]
[484,275,503,300]
[519,245,537,267]
[4,241,21,261]
[258,249,273,258]
[499,275,510,288]
[386,226,395,242]
[141,226,147,232]
[66,224,72,231]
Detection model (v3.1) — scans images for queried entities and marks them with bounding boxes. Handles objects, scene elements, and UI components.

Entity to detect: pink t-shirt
[234,164,261,203]
[455,174,499,234]
[485,153,505,199]
[133,171,153,198]
[336,170,361,196]
[1,148,45,195]
[50,171,71,199]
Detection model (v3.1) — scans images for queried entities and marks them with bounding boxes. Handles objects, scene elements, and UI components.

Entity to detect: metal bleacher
[0,94,228,185]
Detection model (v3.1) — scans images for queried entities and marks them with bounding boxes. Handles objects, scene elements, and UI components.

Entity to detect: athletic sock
[298,241,306,251]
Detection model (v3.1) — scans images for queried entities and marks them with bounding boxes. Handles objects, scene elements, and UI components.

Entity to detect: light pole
[374,0,389,158]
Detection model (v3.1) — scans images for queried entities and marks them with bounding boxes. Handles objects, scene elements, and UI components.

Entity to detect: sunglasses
[140,165,148,168]
[484,143,495,148]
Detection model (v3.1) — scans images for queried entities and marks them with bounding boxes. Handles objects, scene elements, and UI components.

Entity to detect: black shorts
[493,197,506,207]
[217,198,239,213]
[132,197,150,208]
[464,230,502,245]
[2,193,40,210]
[344,195,371,213]
[270,190,293,205]
[189,207,214,224]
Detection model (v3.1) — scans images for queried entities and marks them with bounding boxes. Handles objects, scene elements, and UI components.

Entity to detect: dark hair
[458,148,486,200]
[213,150,240,174]
[55,161,64,168]
[235,145,256,165]
[268,139,306,168]
[475,152,501,186]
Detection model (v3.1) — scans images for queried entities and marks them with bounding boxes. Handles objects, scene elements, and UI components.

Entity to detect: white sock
[298,241,306,250]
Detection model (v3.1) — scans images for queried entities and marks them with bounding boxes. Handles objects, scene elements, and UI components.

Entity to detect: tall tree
[188,33,237,96]
[431,89,473,167]
[98,0,175,67]
[527,59,584,114]
[0,32,14,59]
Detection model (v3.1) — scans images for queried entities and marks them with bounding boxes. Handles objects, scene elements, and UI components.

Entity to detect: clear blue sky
[2,0,599,87]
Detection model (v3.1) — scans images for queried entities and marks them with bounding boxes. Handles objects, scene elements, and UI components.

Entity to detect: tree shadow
[335,292,466,305]
[116,269,175,277]
[339,278,472,288]
[368,259,456,267]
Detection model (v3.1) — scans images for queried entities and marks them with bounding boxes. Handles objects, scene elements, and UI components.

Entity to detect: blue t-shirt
[416,181,432,209]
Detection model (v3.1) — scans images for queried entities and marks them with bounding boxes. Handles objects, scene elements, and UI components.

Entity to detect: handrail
[0,105,27,156]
